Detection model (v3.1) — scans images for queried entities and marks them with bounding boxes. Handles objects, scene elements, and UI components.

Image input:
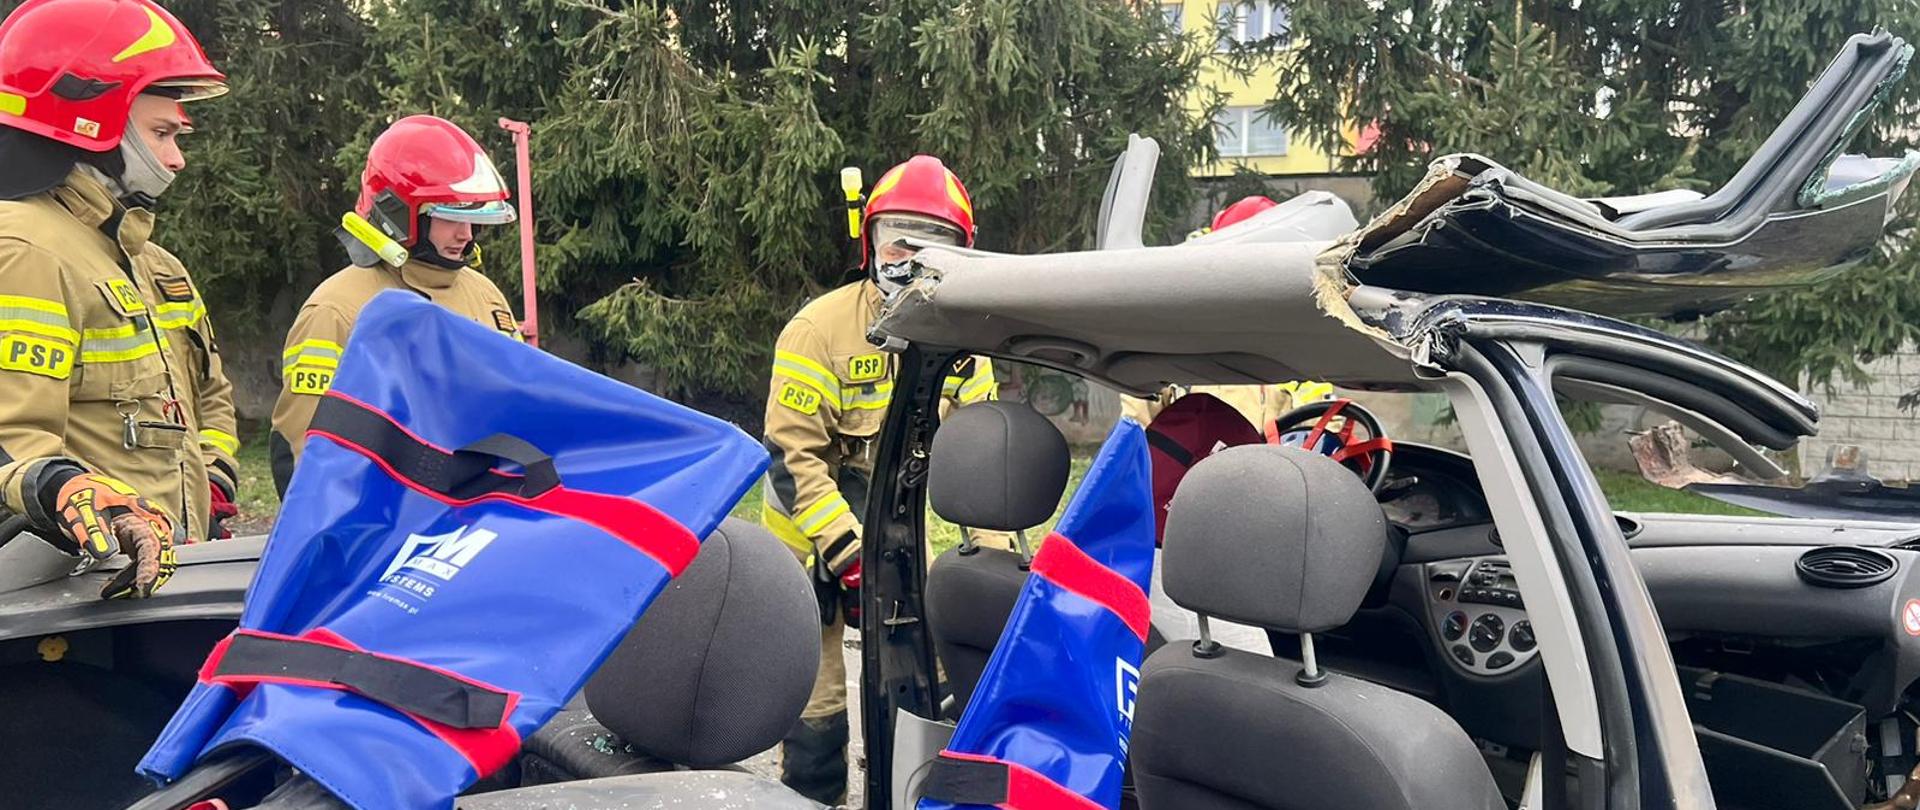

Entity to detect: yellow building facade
[1164,1,1353,176]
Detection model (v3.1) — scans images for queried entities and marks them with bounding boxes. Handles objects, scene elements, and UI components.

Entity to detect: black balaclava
[409,213,474,270]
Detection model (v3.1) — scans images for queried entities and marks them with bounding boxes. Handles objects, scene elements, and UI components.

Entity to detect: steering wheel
[1267,399,1395,492]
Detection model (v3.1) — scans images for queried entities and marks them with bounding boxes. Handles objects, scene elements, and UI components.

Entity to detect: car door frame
[859,295,1803,809]
[1406,293,1816,810]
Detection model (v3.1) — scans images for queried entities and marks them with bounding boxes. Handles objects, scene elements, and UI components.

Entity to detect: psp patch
[0,333,74,379]
[97,278,147,316]
[778,382,822,415]
[287,365,335,396]
[847,352,886,383]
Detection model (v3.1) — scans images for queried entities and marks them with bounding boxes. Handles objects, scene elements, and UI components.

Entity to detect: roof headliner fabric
[872,241,1424,395]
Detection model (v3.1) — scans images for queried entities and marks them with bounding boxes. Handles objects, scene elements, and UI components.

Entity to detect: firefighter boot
[780,711,849,806]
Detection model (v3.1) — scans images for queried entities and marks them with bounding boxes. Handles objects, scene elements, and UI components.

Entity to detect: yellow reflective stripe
[153,300,207,330]
[869,164,907,201]
[795,493,852,535]
[0,295,68,318]
[84,324,140,339]
[762,503,816,555]
[80,335,162,363]
[79,321,159,362]
[0,318,77,343]
[774,351,842,406]
[111,6,177,63]
[283,339,345,373]
[941,375,965,397]
[283,355,340,374]
[199,429,240,456]
[945,171,973,218]
[844,381,894,411]
[283,339,343,362]
[0,298,76,343]
[959,374,996,402]
[1278,380,1335,403]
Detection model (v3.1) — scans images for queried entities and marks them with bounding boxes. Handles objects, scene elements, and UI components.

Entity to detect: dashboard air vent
[1795,546,1897,589]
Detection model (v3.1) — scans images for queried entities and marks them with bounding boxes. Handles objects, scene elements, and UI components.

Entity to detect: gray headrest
[930,401,1070,531]
[584,518,819,767]
[1162,445,1386,633]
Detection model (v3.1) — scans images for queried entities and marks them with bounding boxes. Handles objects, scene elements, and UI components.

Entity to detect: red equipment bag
[1140,393,1262,545]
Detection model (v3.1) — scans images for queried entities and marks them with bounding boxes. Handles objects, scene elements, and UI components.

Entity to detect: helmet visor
[423,199,517,225]
[148,78,230,103]
[869,215,963,254]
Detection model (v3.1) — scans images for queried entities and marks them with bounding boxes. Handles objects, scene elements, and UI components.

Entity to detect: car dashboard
[1341,446,1920,743]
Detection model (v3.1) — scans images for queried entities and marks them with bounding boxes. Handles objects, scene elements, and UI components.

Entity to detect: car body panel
[454,771,821,809]
[0,535,258,642]
[1339,31,1919,318]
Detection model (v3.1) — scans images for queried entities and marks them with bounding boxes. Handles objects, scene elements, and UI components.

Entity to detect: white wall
[1800,347,1920,483]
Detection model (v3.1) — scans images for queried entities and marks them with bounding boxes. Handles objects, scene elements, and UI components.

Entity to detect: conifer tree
[1265,0,1920,388]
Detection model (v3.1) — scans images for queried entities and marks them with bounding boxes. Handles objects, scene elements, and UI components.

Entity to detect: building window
[1213,106,1289,157]
[1161,3,1183,33]
[1216,1,1291,51]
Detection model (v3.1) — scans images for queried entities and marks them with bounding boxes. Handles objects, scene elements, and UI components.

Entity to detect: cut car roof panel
[872,240,1427,396]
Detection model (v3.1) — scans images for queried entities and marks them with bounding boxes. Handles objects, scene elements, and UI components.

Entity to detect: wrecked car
[0,29,1915,810]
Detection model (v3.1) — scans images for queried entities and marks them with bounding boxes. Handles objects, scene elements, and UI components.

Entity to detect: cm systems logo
[382,526,499,583]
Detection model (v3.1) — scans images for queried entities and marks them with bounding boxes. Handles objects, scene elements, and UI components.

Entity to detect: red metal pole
[498,117,538,347]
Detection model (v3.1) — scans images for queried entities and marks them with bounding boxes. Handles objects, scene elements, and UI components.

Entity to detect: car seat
[512,516,819,784]
[1132,445,1504,810]
[922,401,1070,713]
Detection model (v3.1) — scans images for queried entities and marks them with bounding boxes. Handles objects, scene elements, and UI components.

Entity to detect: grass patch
[225,423,280,535]
[1592,468,1766,516]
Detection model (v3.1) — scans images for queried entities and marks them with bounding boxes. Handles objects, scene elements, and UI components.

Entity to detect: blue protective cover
[921,418,1157,809]
[137,291,768,810]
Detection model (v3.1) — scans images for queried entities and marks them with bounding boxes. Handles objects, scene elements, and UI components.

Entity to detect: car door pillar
[860,343,951,807]
[1448,336,1717,810]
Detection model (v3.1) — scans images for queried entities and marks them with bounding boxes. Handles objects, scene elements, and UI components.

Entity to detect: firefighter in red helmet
[1212,194,1279,230]
[1183,194,1280,240]
[270,115,523,495]
[0,0,237,598]
[761,155,1005,803]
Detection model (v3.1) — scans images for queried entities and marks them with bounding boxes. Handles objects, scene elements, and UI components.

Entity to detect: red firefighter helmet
[861,155,974,266]
[1211,195,1279,231]
[355,115,515,248]
[0,0,226,152]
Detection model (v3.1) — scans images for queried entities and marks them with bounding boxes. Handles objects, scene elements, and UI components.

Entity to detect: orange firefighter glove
[51,474,179,599]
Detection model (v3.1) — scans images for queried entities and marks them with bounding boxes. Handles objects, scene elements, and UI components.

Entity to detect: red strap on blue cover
[308,390,701,575]
[198,629,524,776]
[923,751,1105,810]
[1029,532,1151,642]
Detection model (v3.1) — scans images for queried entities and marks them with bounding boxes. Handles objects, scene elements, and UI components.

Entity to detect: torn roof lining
[869,240,1429,396]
